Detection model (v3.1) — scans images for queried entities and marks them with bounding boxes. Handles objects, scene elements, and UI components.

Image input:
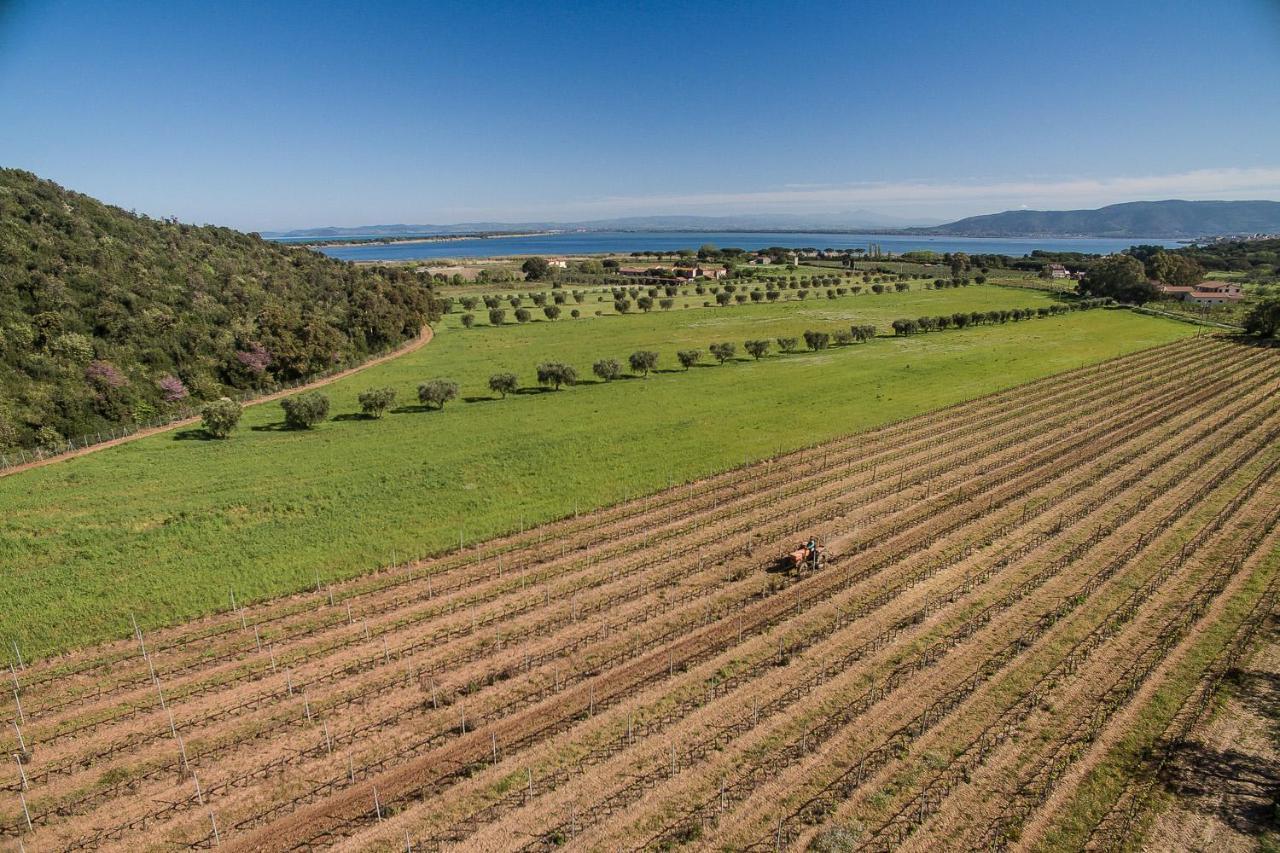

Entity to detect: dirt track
[2,336,1278,853]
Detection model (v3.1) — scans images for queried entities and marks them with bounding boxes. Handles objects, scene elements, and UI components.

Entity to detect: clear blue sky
[2,0,1278,231]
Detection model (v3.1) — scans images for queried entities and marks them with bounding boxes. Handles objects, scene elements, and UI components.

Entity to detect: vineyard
[2,335,1278,852]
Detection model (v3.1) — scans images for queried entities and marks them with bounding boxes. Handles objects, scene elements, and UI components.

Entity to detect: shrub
[629,350,659,377]
[201,397,243,438]
[744,339,770,360]
[890,319,920,336]
[488,308,506,326]
[592,358,622,382]
[514,307,532,323]
[280,392,329,429]
[715,291,732,306]
[676,349,702,370]
[357,387,396,418]
[417,379,459,409]
[871,284,885,294]
[461,313,475,328]
[709,342,736,364]
[570,308,581,318]
[659,298,674,310]
[460,296,479,311]
[637,296,654,312]
[536,362,577,390]
[614,298,631,314]
[777,336,799,353]
[832,330,855,345]
[508,296,523,309]
[543,305,561,320]
[851,324,876,342]
[488,372,518,398]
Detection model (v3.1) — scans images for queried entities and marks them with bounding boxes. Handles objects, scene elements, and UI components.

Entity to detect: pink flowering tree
[85,360,128,388]
[157,374,189,403]
[234,342,272,376]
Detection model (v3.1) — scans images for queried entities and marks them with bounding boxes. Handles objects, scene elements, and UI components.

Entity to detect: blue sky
[2,0,1279,230]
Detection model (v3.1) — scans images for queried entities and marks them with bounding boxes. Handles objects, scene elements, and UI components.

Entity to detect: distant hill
[0,169,437,452]
[919,200,1280,238]
[264,210,941,240]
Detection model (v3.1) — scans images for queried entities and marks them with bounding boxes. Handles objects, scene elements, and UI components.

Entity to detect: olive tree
[536,362,577,390]
[543,305,562,320]
[744,339,770,360]
[777,336,799,353]
[418,379,459,410]
[629,350,659,377]
[201,397,243,438]
[488,372,519,398]
[515,307,532,323]
[357,387,396,418]
[802,330,831,351]
[280,392,329,429]
[709,342,736,364]
[676,349,702,370]
[592,358,622,382]
[488,308,507,326]
[850,324,876,342]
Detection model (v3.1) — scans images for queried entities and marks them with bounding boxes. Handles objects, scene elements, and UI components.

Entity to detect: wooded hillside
[0,169,437,451]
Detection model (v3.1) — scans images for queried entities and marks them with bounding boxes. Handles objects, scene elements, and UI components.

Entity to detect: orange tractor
[775,538,825,572]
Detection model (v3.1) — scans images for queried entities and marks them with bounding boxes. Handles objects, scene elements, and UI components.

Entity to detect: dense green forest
[0,169,437,452]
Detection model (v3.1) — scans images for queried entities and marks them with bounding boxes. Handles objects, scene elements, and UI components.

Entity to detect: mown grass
[0,287,1195,657]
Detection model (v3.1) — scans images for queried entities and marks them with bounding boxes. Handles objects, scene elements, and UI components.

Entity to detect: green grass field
[0,287,1196,657]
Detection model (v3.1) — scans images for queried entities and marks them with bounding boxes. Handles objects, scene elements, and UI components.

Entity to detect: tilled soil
[4,336,1278,853]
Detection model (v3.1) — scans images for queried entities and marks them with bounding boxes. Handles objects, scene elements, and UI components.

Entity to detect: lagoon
[307,230,1182,262]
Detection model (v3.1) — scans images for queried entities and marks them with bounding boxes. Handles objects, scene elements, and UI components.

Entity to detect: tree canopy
[0,169,437,451]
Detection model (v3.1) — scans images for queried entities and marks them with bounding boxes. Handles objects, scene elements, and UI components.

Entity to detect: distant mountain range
[265,200,1280,241]
[915,200,1280,238]
[262,210,943,239]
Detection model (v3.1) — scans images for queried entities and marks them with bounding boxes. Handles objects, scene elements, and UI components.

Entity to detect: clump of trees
[1079,254,1155,304]
[358,387,396,418]
[418,379,459,409]
[201,398,242,438]
[488,372,519,398]
[1244,297,1280,338]
[280,392,330,429]
[537,362,577,389]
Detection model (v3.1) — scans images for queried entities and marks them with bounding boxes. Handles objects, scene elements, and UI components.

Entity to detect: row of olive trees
[888,299,1110,336]
[200,322,888,438]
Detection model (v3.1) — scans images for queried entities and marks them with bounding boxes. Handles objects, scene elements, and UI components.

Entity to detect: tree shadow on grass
[389,404,439,414]
[250,421,294,432]
[173,428,217,441]
[513,387,557,395]
[332,413,376,422]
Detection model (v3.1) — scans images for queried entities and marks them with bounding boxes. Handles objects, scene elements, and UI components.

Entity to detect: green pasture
[0,286,1195,657]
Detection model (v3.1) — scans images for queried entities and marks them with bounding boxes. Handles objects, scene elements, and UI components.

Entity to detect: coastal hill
[267,201,1280,241]
[918,199,1280,238]
[264,210,942,240]
[0,169,437,452]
